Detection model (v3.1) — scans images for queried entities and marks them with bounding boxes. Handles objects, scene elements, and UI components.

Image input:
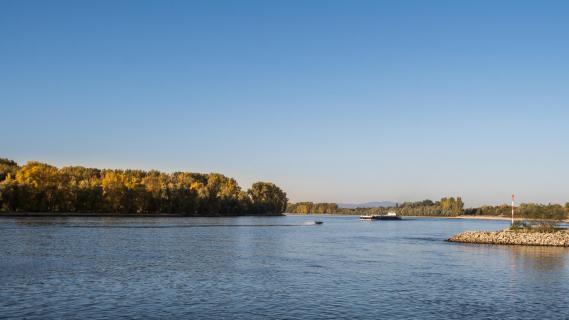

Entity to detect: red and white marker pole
[511,194,515,225]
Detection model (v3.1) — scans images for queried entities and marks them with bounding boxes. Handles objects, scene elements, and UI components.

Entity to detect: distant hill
[338,201,398,209]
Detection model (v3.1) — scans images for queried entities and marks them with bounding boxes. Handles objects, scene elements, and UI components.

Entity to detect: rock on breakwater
[448,230,569,247]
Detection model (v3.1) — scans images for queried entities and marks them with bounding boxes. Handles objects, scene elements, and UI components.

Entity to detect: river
[1,215,568,319]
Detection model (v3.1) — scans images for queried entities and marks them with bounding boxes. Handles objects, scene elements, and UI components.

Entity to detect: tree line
[287,198,465,216]
[0,158,288,215]
[286,202,338,214]
[288,198,569,220]
[465,203,569,221]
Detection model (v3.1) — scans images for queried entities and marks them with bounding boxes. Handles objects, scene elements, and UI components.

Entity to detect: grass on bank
[509,220,567,233]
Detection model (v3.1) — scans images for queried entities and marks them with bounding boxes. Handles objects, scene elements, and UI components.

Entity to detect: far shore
[419,215,513,221]
[1,213,567,223]
[285,213,569,222]
[409,215,569,223]
[285,213,511,219]
[416,215,569,223]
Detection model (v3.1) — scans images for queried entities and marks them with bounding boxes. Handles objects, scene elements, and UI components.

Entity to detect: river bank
[448,230,569,247]
[286,213,569,222]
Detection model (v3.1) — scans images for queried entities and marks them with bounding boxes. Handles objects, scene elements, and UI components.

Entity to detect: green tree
[0,158,19,181]
[248,182,288,215]
[0,158,288,215]
[15,161,60,211]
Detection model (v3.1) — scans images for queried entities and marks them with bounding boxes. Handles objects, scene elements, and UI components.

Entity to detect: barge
[360,212,402,221]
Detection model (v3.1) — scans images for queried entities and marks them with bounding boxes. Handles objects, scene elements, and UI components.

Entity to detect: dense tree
[0,179,20,212]
[0,158,18,181]
[287,198,465,216]
[0,158,287,215]
[287,202,339,214]
[2,157,566,220]
[14,162,60,211]
[465,203,569,220]
[247,182,288,214]
[383,197,464,216]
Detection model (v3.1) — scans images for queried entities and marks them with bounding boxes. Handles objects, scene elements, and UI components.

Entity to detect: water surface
[1,216,568,319]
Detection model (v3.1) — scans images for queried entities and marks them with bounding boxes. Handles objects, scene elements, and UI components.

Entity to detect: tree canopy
[467,203,568,221]
[0,158,287,215]
[248,182,288,214]
[288,197,569,220]
[287,198,465,216]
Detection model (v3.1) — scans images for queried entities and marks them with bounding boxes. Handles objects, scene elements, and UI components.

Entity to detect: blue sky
[1,0,568,206]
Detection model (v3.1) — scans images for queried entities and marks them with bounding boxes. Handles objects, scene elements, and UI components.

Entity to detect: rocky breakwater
[448,229,569,247]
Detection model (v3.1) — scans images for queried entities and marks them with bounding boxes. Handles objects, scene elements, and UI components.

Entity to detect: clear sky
[1,0,568,207]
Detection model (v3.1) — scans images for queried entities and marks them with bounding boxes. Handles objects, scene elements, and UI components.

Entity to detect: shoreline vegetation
[286,199,569,221]
[287,197,569,247]
[0,158,287,216]
[287,198,464,216]
[2,156,568,226]
[288,200,569,246]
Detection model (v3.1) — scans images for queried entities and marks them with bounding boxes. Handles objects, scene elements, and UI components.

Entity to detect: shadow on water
[453,242,569,272]
[3,218,322,229]
[10,217,72,227]
[508,246,569,272]
[403,236,442,242]
[58,224,318,228]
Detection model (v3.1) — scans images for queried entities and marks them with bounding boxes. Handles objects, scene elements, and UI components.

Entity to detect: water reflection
[453,242,569,272]
[507,245,568,272]
[11,216,71,227]
[2,216,569,320]
[3,217,315,229]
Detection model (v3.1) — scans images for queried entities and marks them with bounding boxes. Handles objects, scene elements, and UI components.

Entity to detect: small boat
[314,221,324,225]
[360,212,402,220]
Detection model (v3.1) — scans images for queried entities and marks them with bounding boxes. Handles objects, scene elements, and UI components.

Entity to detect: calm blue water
[1,215,569,319]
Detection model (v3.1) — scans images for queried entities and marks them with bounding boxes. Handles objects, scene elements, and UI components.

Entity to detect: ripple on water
[1,216,569,319]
